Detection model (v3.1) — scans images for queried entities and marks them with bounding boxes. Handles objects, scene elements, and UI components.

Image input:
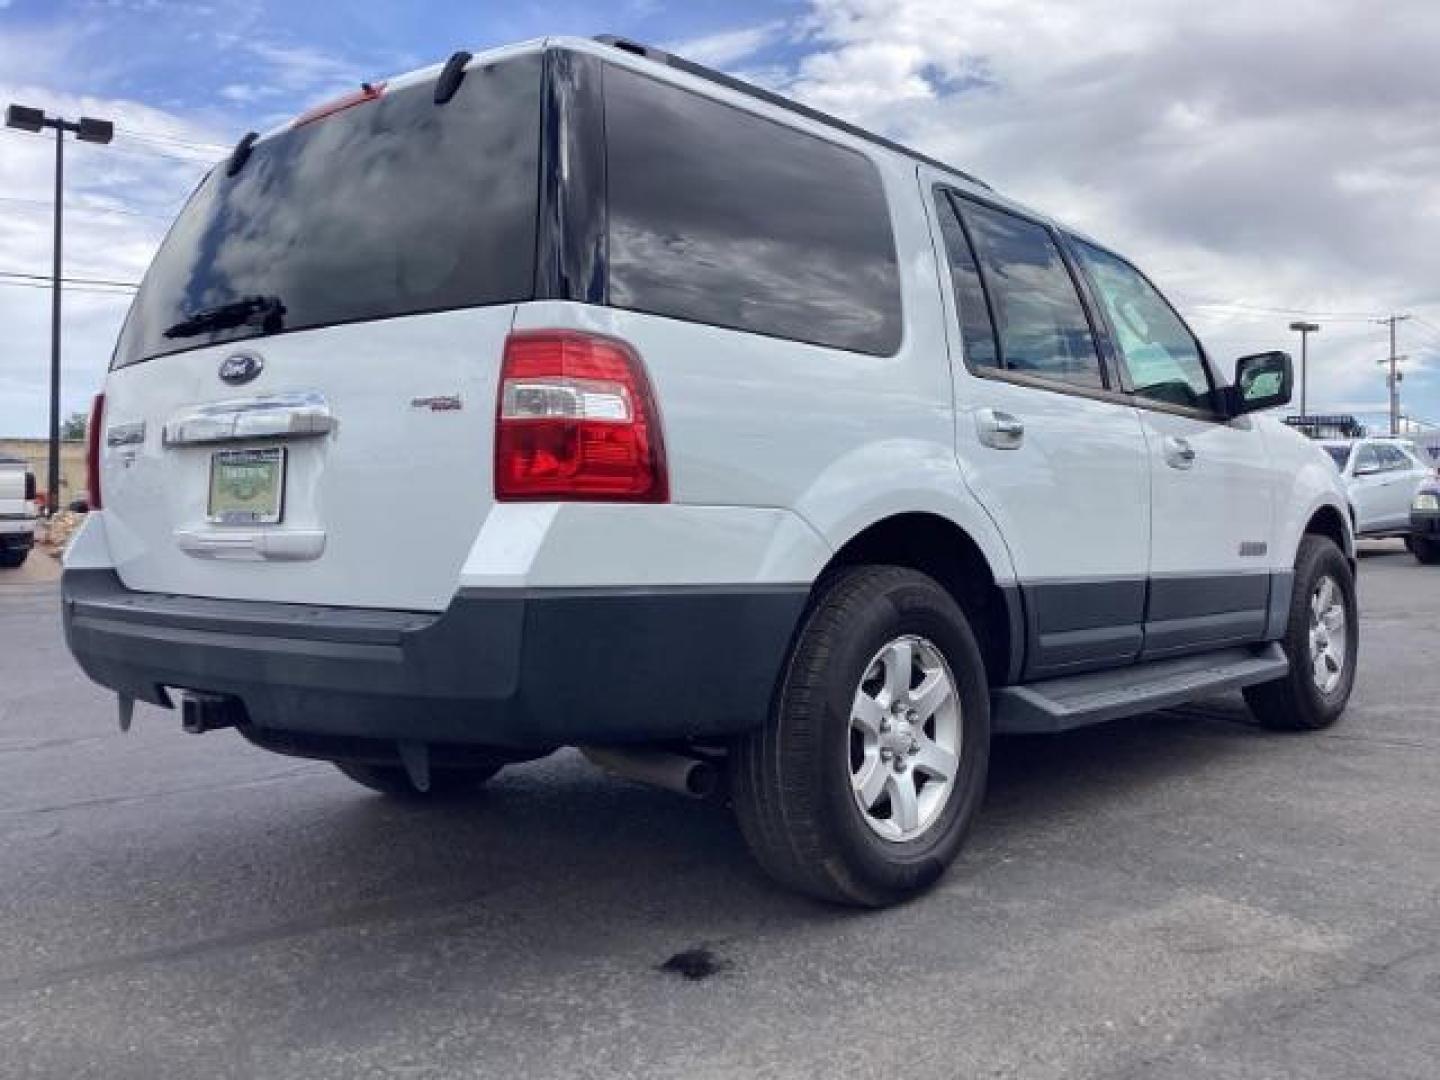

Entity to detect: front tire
[334,760,502,798]
[1243,535,1357,730]
[732,566,990,907]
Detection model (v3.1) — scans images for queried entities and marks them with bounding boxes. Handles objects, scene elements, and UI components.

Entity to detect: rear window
[603,65,903,356]
[113,54,542,368]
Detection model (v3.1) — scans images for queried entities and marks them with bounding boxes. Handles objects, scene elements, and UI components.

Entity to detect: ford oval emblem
[219,352,263,385]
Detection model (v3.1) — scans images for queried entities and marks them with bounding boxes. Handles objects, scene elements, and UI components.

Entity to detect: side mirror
[1227,350,1292,417]
[1353,461,1381,477]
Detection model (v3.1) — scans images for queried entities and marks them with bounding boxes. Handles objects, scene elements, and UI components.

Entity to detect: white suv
[0,456,38,568]
[63,36,1357,906]
[1320,437,1434,539]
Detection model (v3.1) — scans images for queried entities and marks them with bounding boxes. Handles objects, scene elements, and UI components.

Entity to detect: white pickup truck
[0,457,37,569]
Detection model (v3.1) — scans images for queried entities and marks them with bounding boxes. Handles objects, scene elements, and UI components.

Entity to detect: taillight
[495,331,667,502]
[86,392,104,510]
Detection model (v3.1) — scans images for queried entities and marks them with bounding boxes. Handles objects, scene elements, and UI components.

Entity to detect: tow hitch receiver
[180,692,247,734]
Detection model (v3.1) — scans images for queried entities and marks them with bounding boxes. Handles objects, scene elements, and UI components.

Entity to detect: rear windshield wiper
[162,295,287,340]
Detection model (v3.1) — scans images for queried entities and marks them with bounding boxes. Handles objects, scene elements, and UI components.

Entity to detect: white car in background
[0,456,38,569]
[1321,438,1436,538]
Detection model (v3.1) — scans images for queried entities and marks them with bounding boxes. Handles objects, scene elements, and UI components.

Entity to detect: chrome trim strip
[163,391,334,447]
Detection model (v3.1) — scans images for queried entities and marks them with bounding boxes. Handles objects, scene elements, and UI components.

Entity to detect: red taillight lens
[495,331,667,502]
[86,392,104,510]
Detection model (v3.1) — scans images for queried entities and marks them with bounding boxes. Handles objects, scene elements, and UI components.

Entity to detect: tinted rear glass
[603,65,903,356]
[113,54,542,368]
[1323,445,1352,470]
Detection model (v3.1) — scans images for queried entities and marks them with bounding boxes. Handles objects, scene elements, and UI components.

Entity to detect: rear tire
[0,548,28,569]
[334,760,502,798]
[1243,535,1357,730]
[1406,535,1440,564]
[732,566,990,907]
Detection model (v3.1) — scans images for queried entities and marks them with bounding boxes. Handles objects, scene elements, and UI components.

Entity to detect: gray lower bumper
[62,569,807,749]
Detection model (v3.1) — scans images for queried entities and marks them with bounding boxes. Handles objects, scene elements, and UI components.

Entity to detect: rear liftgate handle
[1164,435,1197,470]
[976,408,1025,450]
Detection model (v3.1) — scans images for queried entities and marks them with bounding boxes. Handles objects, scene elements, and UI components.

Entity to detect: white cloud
[786,0,1440,422]
[664,21,787,70]
[243,39,367,103]
[218,83,258,104]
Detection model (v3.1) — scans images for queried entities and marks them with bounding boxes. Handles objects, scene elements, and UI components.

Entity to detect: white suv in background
[1321,437,1434,538]
[63,35,1358,906]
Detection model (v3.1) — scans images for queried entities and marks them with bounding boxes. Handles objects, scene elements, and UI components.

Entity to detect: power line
[82,138,219,168]
[0,193,174,221]
[114,126,230,153]
[1410,316,1440,346]
[0,279,136,297]
[0,270,139,289]
[2,127,218,168]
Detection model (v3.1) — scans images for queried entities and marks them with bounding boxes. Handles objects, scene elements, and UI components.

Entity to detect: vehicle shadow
[242,696,1269,928]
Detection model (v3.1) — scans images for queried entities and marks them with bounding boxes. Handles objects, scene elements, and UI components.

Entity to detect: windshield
[113,54,542,368]
[1323,445,1353,470]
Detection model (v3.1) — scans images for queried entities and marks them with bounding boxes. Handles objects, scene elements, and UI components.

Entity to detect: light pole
[5,104,114,516]
[1289,320,1320,418]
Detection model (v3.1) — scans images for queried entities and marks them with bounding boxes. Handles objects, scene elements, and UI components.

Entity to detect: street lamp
[1289,320,1320,418]
[5,103,114,517]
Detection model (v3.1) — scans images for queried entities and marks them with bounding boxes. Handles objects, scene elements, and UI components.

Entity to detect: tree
[61,411,88,442]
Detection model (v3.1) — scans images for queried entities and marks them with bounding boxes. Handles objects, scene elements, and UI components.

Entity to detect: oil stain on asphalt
[658,946,731,980]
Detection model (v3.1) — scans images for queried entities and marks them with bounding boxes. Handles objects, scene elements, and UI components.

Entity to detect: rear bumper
[0,518,36,551]
[62,569,807,749]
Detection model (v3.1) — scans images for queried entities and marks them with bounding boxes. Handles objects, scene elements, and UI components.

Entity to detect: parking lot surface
[2,543,1438,1079]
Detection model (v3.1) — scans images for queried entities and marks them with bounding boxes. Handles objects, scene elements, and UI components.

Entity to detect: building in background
[1284,414,1367,440]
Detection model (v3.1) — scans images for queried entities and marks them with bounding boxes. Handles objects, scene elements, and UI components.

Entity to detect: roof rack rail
[593,34,990,190]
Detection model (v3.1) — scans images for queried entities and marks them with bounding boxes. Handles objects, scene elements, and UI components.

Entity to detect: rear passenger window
[957,200,1104,389]
[604,65,903,356]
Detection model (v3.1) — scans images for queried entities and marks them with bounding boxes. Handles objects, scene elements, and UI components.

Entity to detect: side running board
[992,643,1288,734]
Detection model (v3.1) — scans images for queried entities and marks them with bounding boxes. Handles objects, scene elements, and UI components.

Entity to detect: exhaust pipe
[179,692,246,734]
[581,747,720,799]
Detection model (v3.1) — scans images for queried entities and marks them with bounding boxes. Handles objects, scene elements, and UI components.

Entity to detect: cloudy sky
[1,0,1438,436]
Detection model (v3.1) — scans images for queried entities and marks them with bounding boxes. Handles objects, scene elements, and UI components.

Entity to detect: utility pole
[1375,315,1411,436]
[1289,321,1320,417]
[4,104,114,516]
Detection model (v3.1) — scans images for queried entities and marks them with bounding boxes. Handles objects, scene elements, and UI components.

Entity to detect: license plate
[208,447,285,525]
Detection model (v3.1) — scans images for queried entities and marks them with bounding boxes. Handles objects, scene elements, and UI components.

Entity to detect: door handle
[976,408,1024,449]
[1164,435,1196,469]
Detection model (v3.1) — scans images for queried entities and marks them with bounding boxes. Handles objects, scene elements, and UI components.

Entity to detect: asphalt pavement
[1,543,1437,1079]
